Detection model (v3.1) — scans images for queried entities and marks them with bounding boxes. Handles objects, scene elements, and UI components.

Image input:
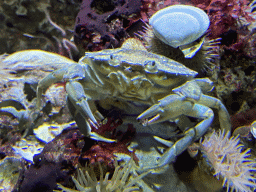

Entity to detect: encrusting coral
[200,130,256,192]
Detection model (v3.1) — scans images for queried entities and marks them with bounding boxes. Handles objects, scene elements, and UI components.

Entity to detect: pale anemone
[200,131,256,192]
[139,5,220,72]
[55,158,150,192]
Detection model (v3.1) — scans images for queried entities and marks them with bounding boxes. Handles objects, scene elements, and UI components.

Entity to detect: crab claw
[90,132,116,143]
[137,104,164,125]
[137,94,186,125]
[66,81,98,126]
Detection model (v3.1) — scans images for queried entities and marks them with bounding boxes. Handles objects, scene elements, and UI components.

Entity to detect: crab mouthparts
[141,114,161,126]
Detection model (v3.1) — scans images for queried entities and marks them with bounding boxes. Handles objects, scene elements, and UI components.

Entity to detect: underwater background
[0,0,256,191]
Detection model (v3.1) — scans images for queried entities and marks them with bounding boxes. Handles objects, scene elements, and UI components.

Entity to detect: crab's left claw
[36,64,101,135]
[137,94,187,125]
[65,81,99,136]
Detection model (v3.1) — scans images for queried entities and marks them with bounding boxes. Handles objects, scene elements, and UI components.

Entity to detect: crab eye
[109,54,120,67]
[144,60,158,73]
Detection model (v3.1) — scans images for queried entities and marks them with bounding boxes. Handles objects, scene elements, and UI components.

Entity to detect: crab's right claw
[65,81,98,132]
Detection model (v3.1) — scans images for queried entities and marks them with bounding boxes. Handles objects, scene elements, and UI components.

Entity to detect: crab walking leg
[172,78,231,133]
[156,104,214,168]
[36,63,89,109]
[0,107,31,137]
[36,67,69,109]
[197,94,231,134]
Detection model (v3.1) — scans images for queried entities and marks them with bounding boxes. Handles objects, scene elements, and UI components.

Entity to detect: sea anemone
[56,158,150,192]
[200,130,256,192]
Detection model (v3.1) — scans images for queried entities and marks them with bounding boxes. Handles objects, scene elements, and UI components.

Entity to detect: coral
[231,107,256,130]
[90,117,123,136]
[188,0,254,39]
[187,0,256,60]
[34,128,85,166]
[0,131,21,158]
[140,0,180,21]
[44,9,80,60]
[16,162,73,192]
[0,157,21,191]
[74,0,142,51]
[12,137,44,162]
[33,121,76,143]
[0,50,76,136]
[200,130,256,192]
[141,0,254,39]
[140,0,256,60]
[80,123,137,167]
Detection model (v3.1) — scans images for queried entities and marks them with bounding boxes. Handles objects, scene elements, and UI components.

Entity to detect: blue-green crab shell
[149,5,210,48]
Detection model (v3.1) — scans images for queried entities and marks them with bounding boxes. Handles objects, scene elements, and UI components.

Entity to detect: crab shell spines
[149,5,210,48]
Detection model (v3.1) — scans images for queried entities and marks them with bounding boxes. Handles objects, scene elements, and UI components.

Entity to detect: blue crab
[36,38,231,169]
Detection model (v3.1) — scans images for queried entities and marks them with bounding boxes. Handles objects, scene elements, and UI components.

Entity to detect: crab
[35,38,231,169]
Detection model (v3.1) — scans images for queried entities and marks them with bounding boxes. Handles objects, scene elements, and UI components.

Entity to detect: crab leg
[172,78,231,133]
[0,107,31,137]
[197,94,231,134]
[157,104,213,168]
[65,81,117,143]
[139,101,213,169]
[36,64,97,130]
[137,91,216,169]
[36,66,70,109]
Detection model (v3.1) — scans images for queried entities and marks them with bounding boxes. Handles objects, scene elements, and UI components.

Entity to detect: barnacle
[55,158,150,192]
[200,130,256,192]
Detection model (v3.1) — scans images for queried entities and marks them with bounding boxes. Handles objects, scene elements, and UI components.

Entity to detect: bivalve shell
[251,121,256,138]
[149,5,210,48]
